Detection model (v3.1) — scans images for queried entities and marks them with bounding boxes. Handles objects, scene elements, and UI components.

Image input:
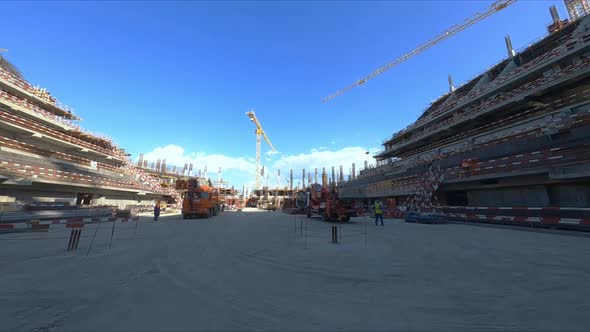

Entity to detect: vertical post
[74,229,82,249]
[87,220,101,256]
[505,35,516,58]
[242,185,246,210]
[109,217,117,249]
[133,212,139,239]
[448,74,455,92]
[300,215,303,239]
[217,167,222,193]
[304,217,308,249]
[302,169,306,189]
[331,166,335,187]
[364,212,368,248]
[331,226,335,243]
[550,5,561,23]
[68,229,75,251]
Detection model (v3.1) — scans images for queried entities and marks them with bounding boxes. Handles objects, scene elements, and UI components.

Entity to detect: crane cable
[322,0,518,103]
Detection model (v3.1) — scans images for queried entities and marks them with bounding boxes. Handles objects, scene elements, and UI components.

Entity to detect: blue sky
[2,0,569,189]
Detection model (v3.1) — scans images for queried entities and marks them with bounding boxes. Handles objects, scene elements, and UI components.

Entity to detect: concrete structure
[0,59,176,209]
[340,11,590,226]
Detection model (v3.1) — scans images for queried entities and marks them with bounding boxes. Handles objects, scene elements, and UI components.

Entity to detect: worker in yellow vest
[374,199,384,226]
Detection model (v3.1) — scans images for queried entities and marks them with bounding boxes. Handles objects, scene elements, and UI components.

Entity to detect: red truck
[305,183,356,222]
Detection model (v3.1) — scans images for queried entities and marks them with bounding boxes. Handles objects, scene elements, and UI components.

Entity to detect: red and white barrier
[0,216,140,232]
[442,206,590,227]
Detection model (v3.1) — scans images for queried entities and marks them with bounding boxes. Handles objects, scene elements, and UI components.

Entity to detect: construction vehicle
[261,201,277,211]
[281,191,308,215]
[176,178,221,219]
[305,183,356,222]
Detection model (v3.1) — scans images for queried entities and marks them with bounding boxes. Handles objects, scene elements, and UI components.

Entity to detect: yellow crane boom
[246,110,276,190]
[322,0,518,103]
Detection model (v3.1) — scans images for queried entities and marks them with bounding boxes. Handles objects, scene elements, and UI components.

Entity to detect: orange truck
[176,178,221,219]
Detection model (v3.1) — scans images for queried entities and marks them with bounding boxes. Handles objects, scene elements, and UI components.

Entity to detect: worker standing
[154,200,161,221]
[374,199,384,226]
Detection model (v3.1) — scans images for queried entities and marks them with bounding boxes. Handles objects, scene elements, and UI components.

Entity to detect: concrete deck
[2,208,590,331]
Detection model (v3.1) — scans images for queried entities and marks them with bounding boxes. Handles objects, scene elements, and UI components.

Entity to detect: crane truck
[305,183,356,222]
[176,178,221,219]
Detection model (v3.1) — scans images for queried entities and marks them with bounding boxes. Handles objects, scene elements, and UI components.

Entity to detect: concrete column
[505,35,516,58]
[331,166,335,186]
[302,169,305,188]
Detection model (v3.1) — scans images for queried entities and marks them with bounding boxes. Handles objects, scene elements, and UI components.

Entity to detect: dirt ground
[2,208,590,331]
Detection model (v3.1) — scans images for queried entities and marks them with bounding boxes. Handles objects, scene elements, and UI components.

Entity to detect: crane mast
[246,110,276,190]
[322,0,518,103]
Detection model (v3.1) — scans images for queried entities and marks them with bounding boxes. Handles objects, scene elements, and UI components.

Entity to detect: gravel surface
[2,208,590,331]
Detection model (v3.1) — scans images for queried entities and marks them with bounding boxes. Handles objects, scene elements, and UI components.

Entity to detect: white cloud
[140,144,380,189]
[272,146,380,183]
[141,144,255,175]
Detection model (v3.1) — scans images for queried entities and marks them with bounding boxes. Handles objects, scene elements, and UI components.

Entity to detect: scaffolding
[565,0,590,20]
[402,165,443,213]
[0,55,23,80]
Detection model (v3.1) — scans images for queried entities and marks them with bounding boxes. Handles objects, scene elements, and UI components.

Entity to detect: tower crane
[322,0,518,103]
[246,110,276,190]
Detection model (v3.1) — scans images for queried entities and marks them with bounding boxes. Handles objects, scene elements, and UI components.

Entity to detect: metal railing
[0,206,115,223]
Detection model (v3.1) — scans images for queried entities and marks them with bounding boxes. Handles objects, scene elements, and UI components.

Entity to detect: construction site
[2,1,590,331]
